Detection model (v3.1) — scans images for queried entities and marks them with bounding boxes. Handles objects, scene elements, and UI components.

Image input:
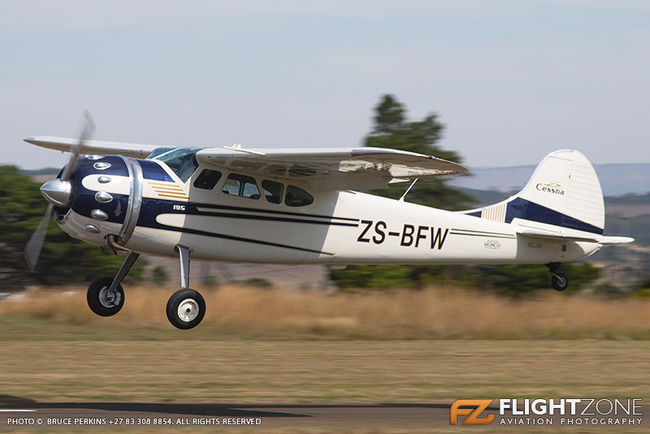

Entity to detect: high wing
[24,136,159,158]
[25,136,468,190]
[196,146,468,190]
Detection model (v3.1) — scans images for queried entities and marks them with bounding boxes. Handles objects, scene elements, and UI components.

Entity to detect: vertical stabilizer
[466,150,605,235]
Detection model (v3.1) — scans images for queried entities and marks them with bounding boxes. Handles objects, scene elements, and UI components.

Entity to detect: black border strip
[450,231,516,239]
[192,210,358,227]
[451,228,514,237]
[193,203,358,222]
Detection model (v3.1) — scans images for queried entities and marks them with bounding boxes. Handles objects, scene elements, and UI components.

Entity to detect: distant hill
[456,188,512,207]
[460,187,650,217]
[449,163,650,196]
[458,187,650,248]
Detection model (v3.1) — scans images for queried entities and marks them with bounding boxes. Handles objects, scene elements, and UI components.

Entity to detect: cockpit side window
[285,185,314,207]
[151,148,200,183]
[222,173,260,199]
[193,169,222,190]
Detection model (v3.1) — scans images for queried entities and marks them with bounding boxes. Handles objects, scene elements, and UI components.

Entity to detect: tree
[364,94,473,210]
[0,166,142,290]
[474,263,600,297]
[152,266,169,285]
[329,95,475,291]
[330,262,601,296]
[328,96,602,296]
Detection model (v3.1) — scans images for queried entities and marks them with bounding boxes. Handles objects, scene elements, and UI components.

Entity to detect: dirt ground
[0,339,649,432]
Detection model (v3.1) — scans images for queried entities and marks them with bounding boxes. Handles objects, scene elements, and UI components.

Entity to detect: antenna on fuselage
[399,178,418,202]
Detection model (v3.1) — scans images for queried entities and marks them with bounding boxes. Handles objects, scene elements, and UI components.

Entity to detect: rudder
[466,150,605,235]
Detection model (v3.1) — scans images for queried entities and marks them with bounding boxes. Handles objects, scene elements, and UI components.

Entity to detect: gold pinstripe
[146,180,189,200]
[157,193,190,199]
[152,187,186,193]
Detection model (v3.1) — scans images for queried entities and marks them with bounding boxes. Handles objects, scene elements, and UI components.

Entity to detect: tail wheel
[551,273,569,291]
[166,288,206,330]
[87,277,125,316]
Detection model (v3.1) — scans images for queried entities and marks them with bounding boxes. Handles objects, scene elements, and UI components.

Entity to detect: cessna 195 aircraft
[24,115,633,329]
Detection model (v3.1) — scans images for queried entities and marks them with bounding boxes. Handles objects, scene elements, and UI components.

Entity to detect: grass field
[1,286,650,401]
[1,286,649,432]
[1,339,650,404]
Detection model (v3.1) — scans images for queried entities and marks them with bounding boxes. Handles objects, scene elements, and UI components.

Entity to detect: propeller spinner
[24,111,96,270]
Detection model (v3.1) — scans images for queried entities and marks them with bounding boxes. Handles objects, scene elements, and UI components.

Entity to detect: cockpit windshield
[147,147,175,159]
[148,147,200,182]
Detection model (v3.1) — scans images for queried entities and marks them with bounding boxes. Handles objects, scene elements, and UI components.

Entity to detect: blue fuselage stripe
[462,198,603,235]
[505,198,603,235]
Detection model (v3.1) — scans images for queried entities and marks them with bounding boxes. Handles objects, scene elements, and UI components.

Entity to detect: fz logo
[449,399,494,425]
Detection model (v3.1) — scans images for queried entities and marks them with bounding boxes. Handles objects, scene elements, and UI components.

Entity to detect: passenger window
[222,173,260,199]
[262,180,284,204]
[285,185,313,207]
[242,182,259,199]
[193,169,222,190]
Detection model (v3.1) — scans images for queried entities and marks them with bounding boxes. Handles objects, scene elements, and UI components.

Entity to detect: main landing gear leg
[87,252,140,317]
[166,245,206,330]
[547,262,569,291]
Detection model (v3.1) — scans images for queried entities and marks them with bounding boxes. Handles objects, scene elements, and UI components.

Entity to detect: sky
[1,0,649,170]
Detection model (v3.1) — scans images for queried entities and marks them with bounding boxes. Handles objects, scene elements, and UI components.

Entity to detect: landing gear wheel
[166,288,206,330]
[87,277,125,317]
[551,273,569,291]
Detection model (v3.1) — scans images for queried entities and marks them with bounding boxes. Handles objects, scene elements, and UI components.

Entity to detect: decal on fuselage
[356,219,449,250]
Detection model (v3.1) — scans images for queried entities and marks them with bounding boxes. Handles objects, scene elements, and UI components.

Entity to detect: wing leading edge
[25,136,159,158]
[25,137,468,190]
[196,146,467,190]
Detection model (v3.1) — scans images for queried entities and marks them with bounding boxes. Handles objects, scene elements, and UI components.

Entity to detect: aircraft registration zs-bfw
[24,115,633,329]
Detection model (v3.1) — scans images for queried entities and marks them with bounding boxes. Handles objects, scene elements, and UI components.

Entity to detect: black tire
[551,273,569,291]
[166,288,206,330]
[87,277,125,317]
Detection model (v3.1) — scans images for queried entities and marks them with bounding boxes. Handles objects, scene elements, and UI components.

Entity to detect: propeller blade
[61,110,96,181]
[24,204,54,271]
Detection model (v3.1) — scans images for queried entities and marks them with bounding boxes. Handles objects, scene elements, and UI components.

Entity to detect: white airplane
[24,119,633,329]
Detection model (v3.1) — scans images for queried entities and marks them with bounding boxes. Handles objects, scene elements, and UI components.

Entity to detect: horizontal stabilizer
[594,236,635,245]
[518,230,634,245]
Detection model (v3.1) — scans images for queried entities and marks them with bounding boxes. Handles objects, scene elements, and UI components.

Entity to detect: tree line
[0,166,142,290]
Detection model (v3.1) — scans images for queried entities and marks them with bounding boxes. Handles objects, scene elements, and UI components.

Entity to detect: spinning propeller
[24,111,96,271]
